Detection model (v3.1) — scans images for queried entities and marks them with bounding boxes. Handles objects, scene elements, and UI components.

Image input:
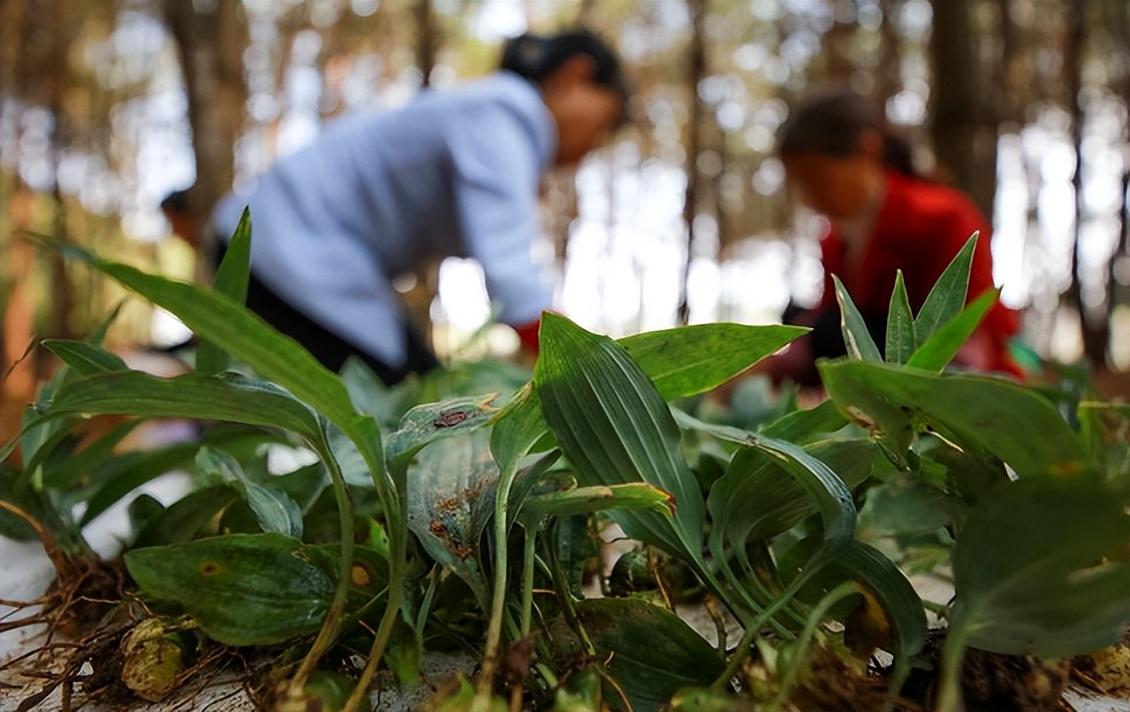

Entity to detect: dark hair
[777,91,918,178]
[160,188,192,215]
[501,30,630,105]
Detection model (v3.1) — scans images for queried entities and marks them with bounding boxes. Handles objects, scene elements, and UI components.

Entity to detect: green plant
[3,226,1128,712]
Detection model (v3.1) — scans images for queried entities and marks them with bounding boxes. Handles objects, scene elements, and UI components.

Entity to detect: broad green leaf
[8,368,73,482]
[907,288,998,372]
[41,371,323,441]
[504,451,564,529]
[948,477,1130,658]
[125,533,335,645]
[41,339,128,376]
[552,598,724,712]
[341,356,418,427]
[832,275,881,362]
[914,232,977,345]
[196,208,252,376]
[758,400,848,444]
[61,245,393,531]
[219,463,329,535]
[80,429,274,527]
[885,270,916,364]
[921,440,1009,503]
[42,418,138,489]
[127,493,165,536]
[535,313,705,560]
[819,361,914,464]
[857,475,967,537]
[406,430,498,604]
[490,384,551,480]
[385,394,498,467]
[707,438,876,548]
[133,486,239,547]
[829,541,928,663]
[618,323,808,400]
[196,446,303,538]
[818,360,1086,477]
[519,483,674,526]
[675,412,856,545]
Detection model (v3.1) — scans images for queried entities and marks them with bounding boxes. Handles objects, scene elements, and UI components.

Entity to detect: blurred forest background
[2,0,1130,428]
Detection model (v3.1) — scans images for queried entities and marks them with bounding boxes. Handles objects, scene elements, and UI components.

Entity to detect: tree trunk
[678,0,706,325]
[876,0,902,106]
[1107,0,1130,330]
[820,8,855,86]
[415,0,436,88]
[1063,0,1108,364]
[45,0,73,354]
[163,0,248,269]
[928,0,999,220]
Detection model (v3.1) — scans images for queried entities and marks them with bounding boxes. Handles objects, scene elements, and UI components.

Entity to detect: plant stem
[342,485,408,712]
[473,459,521,709]
[289,437,354,695]
[547,521,596,656]
[936,625,968,712]
[519,526,538,637]
[769,582,856,711]
[712,554,827,689]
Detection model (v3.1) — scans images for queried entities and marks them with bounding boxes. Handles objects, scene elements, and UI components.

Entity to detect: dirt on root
[1072,637,1130,701]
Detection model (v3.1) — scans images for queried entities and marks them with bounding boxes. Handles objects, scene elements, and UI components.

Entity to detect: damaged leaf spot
[350,564,371,588]
[199,562,221,577]
[433,409,469,428]
[846,406,877,430]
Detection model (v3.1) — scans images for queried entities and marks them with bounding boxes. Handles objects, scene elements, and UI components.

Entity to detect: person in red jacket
[768,91,1021,384]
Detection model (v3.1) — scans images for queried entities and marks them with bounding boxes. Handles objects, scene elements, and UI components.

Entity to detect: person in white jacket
[210,30,629,384]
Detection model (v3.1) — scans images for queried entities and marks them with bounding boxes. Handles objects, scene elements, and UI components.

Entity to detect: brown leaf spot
[433,409,469,428]
[351,564,371,588]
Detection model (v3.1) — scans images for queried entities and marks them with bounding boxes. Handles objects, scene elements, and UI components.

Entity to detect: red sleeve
[513,319,540,355]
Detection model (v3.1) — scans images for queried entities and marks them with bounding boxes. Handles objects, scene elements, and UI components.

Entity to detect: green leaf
[535,313,705,560]
[707,438,876,548]
[858,475,967,537]
[133,486,239,547]
[127,493,166,536]
[406,430,498,604]
[948,477,1130,658]
[832,275,882,362]
[42,371,323,441]
[61,245,392,522]
[519,483,674,527]
[41,339,128,376]
[675,412,857,546]
[758,400,848,444]
[125,533,335,645]
[553,598,724,712]
[830,541,928,663]
[80,429,274,527]
[490,385,551,482]
[42,418,139,489]
[906,288,998,372]
[196,446,303,538]
[341,356,418,427]
[885,271,916,364]
[818,360,1086,477]
[385,394,498,468]
[196,208,252,376]
[618,323,808,400]
[914,232,977,345]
